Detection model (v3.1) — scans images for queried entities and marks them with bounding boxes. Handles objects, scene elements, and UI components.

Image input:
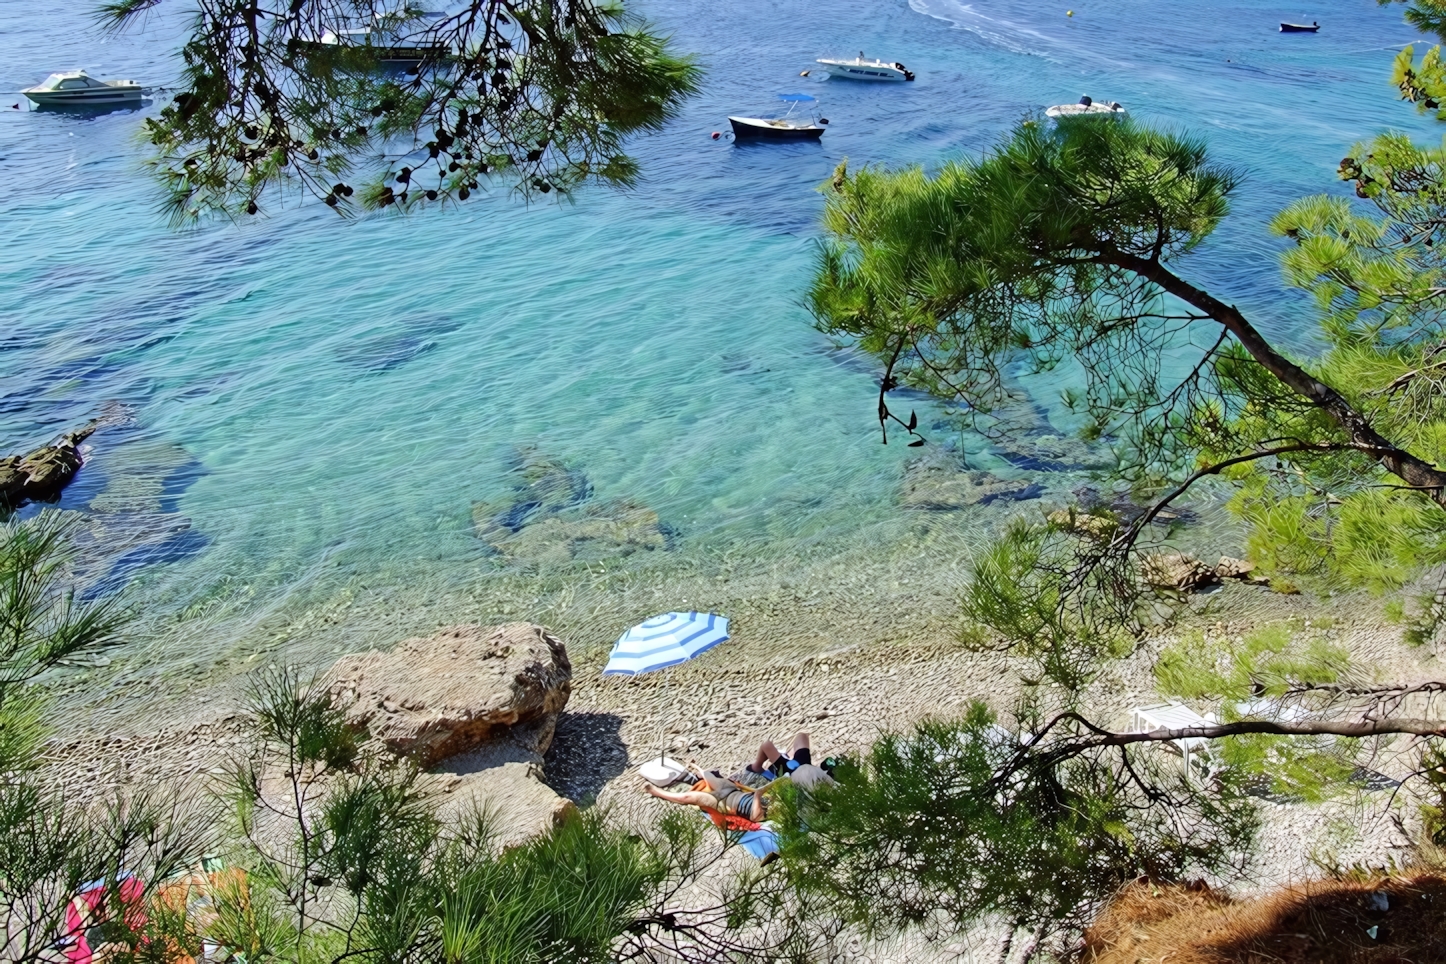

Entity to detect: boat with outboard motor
[728,93,827,140]
[1280,21,1319,32]
[1045,95,1126,119]
[22,71,146,106]
[815,52,914,82]
[313,9,451,64]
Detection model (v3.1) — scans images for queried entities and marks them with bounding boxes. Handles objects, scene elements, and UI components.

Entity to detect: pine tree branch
[1105,249,1446,507]
[1055,710,1446,752]
[1110,440,1348,554]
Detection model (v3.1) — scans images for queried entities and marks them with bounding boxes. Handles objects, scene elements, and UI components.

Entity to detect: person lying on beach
[645,768,768,821]
[645,732,842,822]
[738,730,836,792]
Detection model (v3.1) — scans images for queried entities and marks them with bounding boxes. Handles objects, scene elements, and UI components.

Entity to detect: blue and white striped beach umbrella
[603,611,730,676]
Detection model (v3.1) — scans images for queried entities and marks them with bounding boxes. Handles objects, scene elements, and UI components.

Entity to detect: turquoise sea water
[0,0,1438,702]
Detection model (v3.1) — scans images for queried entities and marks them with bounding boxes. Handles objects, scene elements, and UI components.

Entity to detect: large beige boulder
[1141,552,1218,592]
[328,623,572,767]
[432,754,578,848]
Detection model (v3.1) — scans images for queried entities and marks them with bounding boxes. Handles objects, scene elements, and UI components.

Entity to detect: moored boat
[1279,21,1320,32]
[728,93,826,141]
[728,116,825,140]
[313,10,451,64]
[21,71,145,106]
[1045,95,1126,119]
[815,53,914,82]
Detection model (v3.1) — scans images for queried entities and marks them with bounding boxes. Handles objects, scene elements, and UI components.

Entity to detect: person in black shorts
[745,730,815,779]
[734,731,837,793]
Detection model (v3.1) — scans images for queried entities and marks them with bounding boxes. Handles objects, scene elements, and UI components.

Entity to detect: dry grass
[1081,873,1446,963]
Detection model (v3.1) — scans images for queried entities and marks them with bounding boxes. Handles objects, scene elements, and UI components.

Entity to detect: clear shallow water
[0,0,1437,698]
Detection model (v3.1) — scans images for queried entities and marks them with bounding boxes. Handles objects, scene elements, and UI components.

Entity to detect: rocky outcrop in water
[900,449,1044,510]
[471,447,671,564]
[0,420,98,511]
[328,622,578,845]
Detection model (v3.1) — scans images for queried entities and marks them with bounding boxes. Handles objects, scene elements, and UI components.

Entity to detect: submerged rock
[1072,485,1193,527]
[70,437,209,598]
[490,498,669,565]
[900,450,1044,510]
[471,447,671,564]
[514,445,593,516]
[993,432,1111,473]
[1047,507,1120,539]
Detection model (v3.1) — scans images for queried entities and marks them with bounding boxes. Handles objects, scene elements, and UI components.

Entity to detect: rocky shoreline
[40,581,1430,910]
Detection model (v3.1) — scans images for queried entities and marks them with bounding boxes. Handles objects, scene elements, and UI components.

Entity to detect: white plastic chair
[1129,702,1218,782]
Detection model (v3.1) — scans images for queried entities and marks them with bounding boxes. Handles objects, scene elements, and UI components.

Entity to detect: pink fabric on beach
[62,875,145,964]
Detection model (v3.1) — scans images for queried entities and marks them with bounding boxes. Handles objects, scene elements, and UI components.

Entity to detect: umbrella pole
[656,670,673,763]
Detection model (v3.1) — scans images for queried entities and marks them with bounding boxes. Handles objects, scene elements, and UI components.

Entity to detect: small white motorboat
[22,71,145,106]
[816,52,914,82]
[1045,95,1126,119]
[316,10,451,64]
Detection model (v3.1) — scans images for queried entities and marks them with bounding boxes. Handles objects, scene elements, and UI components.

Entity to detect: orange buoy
[711,131,721,139]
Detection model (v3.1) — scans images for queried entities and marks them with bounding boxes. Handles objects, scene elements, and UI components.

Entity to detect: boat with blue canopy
[728,94,827,141]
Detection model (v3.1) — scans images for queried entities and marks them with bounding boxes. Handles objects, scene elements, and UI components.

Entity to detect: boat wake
[907,0,1129,67]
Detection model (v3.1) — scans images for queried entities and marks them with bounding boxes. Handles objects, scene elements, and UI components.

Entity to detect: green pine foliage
[1154,622,1362,800]
[1201,132,1446,600]
[811,119,1235,432]
[1153,621,1349,703]
[961,519,1135,692]
[0,513,208,963]
[774,703,1258,944]
[99,0,701,222]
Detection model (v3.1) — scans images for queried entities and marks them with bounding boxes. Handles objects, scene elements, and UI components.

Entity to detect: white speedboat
[1045,95,1126,119]
[22,71,145,106]
[316,10,451,63]
[816,52,914,82]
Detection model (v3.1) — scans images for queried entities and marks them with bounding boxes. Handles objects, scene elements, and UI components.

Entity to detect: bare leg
[645,784,722,813]
[750,740,783,772]
[789,731,811,757]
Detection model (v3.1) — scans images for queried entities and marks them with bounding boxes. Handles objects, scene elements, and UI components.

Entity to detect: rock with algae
[0,420,98,511]
[900,449,1044,510]
[471,447,670,564]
